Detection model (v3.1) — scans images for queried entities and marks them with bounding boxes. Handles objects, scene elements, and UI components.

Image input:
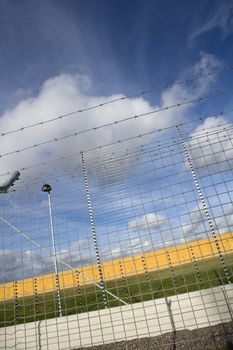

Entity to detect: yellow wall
[0,232,232,301]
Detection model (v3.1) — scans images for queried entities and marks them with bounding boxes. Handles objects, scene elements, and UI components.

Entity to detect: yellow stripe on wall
[0,232,232,301]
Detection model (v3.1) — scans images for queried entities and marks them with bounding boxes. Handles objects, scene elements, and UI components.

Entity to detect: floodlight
[0,171,20,193]
[41,183,52,193]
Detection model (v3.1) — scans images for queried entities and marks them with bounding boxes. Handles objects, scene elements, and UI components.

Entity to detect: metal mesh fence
[0,118,233,349]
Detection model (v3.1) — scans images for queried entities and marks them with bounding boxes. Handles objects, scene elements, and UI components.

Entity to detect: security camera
[0,171,20,194]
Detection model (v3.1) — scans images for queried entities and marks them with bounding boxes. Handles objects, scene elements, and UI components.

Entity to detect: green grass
[0,253,233,328]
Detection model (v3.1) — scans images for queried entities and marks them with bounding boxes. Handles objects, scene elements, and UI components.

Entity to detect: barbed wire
[0,87,232,160]
[1,65,233,137]
[0,107,232,180]
[84,119,233,155]
[2,125,232,227]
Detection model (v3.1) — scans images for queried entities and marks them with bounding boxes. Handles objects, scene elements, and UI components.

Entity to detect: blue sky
[0,0,233,111]
[0,0,233,282]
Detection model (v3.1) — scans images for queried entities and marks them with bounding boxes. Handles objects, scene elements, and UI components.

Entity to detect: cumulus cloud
[0,232,161,282]
[215,203,233,233]
[181,201,233,240]
[101,236,154,261]
[0,53,221,184]
[0,75,152,178]
[188,115,233,171]
[0,248,52,282]
[0,237,95,283]
[128,212,167,231]
[0,249,17,281]
[58,238,94,267]
[181,203,207,238]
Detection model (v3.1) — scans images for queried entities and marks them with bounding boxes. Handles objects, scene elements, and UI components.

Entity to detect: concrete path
[0,284,232,350]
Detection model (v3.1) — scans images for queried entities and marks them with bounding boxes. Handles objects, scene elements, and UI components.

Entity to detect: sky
[0,0,233,110]
[0,0,233,282]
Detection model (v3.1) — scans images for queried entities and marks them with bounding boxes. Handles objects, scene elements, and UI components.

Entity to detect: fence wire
[0,121,233,350]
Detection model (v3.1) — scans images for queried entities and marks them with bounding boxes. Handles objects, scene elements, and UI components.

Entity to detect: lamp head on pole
[41,184,52,193]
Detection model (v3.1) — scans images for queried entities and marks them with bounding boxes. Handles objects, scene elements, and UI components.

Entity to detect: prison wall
[0,232,232,301]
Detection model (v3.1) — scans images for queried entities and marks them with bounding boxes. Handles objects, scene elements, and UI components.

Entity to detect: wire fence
[0,101,233,348]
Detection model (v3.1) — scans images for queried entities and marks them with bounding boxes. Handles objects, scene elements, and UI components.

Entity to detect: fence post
[80,151,108,308]
[176,125,231,284]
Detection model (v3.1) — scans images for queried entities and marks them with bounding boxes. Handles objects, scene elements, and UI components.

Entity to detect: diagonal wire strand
[0,215,128,306]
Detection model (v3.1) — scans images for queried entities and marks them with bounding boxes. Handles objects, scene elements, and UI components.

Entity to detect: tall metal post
[42,184,63,317]
[176,125,231,284]
[80,152,108,309]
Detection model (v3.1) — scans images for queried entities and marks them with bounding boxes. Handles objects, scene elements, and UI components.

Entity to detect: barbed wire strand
[0,88,232,160]
[85,119,233,155]
[0,107,233,179]
[1,65,233,137]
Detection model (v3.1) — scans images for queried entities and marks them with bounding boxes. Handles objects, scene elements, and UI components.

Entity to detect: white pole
[44,186,62,317]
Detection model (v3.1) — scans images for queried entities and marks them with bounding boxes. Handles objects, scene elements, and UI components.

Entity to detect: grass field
[0,253,232,328]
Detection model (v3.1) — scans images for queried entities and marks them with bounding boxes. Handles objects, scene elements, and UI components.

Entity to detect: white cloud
[188,116,233,171]
[181,203,206,238]
[0,53,221,183]
[210,202,233,234]
[0,75,152,179]
[161,53,221,105]
[101,236,158,261]
[0,248,51,282]
[0,249,17,281]
[128,212,167,231]
[0,237,95,283]
[181,201,233,240]
[58,237,94,267]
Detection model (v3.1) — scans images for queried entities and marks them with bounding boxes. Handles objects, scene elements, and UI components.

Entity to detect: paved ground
[0,285,232,349]
[75,321,233,350]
